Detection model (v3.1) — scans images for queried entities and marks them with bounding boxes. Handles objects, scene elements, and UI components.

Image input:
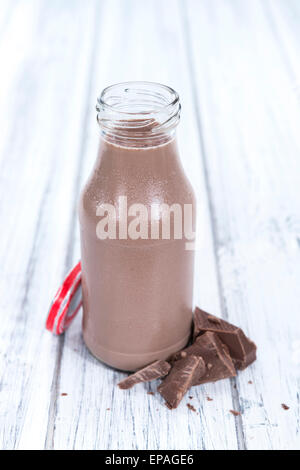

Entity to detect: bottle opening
[96,81,181,147]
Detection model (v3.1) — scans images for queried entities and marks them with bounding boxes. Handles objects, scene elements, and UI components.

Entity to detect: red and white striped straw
[46,261,82,335]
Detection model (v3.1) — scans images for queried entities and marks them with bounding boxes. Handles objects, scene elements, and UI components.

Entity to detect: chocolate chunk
[207,314,221,324]
[118,360,171,390]
[174,331,236,385]
[158,356,205,409]
[193,307,257,370]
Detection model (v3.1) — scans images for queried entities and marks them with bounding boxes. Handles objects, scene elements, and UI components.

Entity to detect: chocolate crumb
[188,396,193,399]
[61,393,68,396]
[207,396,213,401]
[248,380,253,384]
[187,403,196,412]
[147,391,154,396]
[281,403,289,410]
[230,409,241,416]
[106,408,110,411]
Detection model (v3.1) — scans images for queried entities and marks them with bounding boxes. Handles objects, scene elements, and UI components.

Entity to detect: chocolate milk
[79,83,196,371]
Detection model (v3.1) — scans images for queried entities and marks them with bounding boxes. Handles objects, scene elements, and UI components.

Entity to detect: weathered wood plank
[1,0,299,450]
[186,0,300,450]
[53,0,239,451]
[0,0,100,450]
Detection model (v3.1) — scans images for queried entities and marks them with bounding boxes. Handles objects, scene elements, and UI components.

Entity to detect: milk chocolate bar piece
[172,331,236,385]
[158,355,205,409]
[193,307,257,370]
[117,360,171,390]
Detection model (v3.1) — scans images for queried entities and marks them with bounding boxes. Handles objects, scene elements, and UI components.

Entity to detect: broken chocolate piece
[172,331,236,385]
[117,360,171,390]
[193,307,257,370]
[158,355,205,409]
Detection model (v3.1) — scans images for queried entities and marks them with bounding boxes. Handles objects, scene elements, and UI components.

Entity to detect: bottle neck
[96,82,180,149]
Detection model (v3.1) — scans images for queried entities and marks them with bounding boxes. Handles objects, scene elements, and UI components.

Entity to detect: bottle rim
[97,81,180,114]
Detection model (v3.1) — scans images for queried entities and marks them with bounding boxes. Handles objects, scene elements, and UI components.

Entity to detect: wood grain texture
[0,0,299,450]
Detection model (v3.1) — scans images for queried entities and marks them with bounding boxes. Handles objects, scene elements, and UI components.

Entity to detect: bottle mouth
[96,81,181,147]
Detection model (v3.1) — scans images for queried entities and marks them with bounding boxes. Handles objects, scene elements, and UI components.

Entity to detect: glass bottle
[79,82,196,371]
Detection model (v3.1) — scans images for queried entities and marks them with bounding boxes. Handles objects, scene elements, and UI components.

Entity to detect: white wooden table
[0,0,299,450]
